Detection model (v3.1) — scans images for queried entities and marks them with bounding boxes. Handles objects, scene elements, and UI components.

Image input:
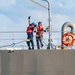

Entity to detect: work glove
[28,16,31,19]
[34,30,36,32]
[44,30,46,32]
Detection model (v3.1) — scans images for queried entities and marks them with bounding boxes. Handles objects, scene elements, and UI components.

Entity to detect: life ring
[62,32,75,46]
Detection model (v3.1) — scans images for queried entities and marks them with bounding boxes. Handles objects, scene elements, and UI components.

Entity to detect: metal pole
[30,0,48,10]
[42,0,51,50]
[30,0,51,50]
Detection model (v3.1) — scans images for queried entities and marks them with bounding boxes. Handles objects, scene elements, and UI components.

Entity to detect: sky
[0,0,75,31]
[0,0,75,49]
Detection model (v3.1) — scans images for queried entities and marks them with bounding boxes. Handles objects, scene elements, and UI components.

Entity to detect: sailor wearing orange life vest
[26,16,36,50]
[36,22,44,49]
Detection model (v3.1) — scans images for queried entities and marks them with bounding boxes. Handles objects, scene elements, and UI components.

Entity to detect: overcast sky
[0,0,75,31]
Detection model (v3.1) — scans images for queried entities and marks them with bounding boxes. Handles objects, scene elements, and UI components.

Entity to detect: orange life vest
[26,26,33,34]
[36,25,43,31]
[36,25,43,37]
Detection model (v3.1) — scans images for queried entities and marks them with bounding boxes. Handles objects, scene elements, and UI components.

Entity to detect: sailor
[26,16,36,50]
[35,22,44,49]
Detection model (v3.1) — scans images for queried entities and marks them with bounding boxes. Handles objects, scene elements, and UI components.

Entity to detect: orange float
[62,32,75,46]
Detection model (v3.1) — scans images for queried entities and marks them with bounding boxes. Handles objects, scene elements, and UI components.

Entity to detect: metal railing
[0,31,74,50]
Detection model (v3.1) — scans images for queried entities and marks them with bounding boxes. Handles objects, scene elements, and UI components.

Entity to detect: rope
[0,40,25,48]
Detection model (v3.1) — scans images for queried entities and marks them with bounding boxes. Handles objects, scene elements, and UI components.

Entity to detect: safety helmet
[31,22,37,27]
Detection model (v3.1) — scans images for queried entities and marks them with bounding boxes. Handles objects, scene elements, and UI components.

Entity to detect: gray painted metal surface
[0,50,75,75]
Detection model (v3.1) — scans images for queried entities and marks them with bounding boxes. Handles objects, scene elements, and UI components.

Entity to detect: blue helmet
[31,22,37,27]
[31,22,36,25]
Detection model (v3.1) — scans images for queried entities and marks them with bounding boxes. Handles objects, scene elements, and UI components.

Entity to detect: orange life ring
[62,32,75,46]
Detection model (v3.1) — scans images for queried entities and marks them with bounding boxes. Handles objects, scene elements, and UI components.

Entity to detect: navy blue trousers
[26,33,34,49]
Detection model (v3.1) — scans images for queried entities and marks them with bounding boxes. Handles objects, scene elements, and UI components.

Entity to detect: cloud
[58,2,64,8]
[0,0,75,32]
[0,0,16,9]
[57,0,75,11]
[0,14,16,31]
[52,14,73,31]
[0,14,27,31]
